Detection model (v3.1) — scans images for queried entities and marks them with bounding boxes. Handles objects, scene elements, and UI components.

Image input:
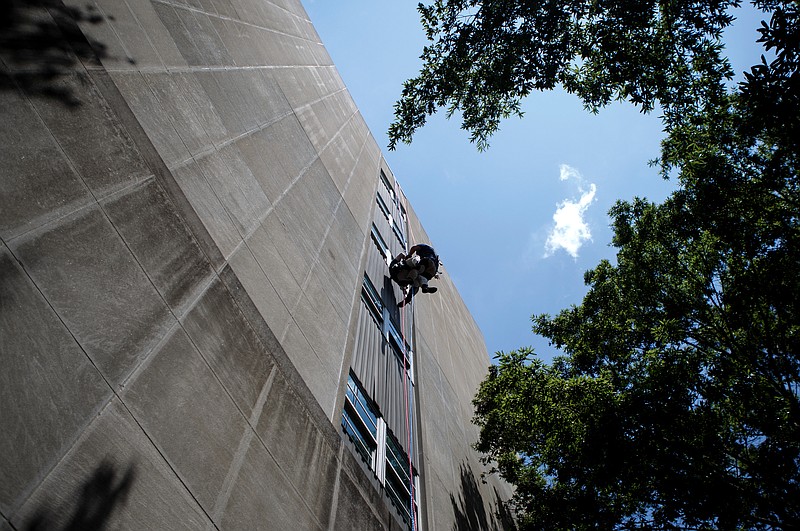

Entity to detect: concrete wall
[0,1,512,529]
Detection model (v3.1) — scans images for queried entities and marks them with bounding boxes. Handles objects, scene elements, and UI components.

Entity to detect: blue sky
[304,1,770,363]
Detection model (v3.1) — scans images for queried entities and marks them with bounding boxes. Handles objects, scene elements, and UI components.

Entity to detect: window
[362,274,383,324]
[341,373,420,530]
[387,318,412,376]
[385,432,419,527]
[376,193,391,220]
[371,223,390,261]
[380,170,396,203]
[342,374,379,467]
[392,219,406,248]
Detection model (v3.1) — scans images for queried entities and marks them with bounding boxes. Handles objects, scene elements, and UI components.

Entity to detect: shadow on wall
[24,461,136,531]
[450,462,516,531]
[494,485,516,530]
[0,0,117,106]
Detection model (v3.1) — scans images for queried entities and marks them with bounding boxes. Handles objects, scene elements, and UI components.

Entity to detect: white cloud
[544,165,597,259]
[559,164,582,182]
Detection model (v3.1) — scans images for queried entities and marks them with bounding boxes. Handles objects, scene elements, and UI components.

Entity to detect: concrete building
[1,1,513,529]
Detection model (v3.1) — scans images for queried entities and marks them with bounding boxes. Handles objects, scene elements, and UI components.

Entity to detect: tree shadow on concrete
[493,485,516,530]
[450,462,516,531]
[24,461,136,531]
[0,0,116,106]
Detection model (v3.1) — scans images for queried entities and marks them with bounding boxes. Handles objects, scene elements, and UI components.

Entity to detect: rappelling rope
[397,188,416,531]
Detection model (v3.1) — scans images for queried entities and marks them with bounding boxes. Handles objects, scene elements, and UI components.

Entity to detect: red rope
[398,188,416,531]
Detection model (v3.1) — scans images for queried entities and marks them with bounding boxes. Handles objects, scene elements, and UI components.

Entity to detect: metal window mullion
[382,306,391,342]
[353,395,378,437]
[407,348,414,385]
[413,474,422,531]
[375,417,387,483]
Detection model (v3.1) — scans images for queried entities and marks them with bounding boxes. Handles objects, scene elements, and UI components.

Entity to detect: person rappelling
[390,243,440,307]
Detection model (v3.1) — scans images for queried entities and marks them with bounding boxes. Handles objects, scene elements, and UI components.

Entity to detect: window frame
[384,431,420,528]
[380,170,396,203]
[342,374,380,470]
[362,274,383,324]
[386,318,413,380]
[371,223,390,262]
[376,193,391,221]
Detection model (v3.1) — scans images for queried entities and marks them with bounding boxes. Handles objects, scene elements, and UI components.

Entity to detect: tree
[467,2,800,528]
[388,0,751,151]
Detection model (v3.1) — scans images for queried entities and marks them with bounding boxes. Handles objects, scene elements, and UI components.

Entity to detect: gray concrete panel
[51,0,131,72]
[271,67,339,111]
[182,277,274,418]
[150,2,203,67]
[210,0,240,21]
[314,242,360,325]
[0,247,110,515]
[219,434,323,531]
[195,144,271,238]
[172,160,241,261]
[228,242,292,334]
[215,265,344,449]
[101,177,215,315]
[324,198,366,276]
[234,131,278,201]
[273,158,340,263]
[92,0,163,69]
[269,204,318,286]
[196,70,256,139]
[244,221,302,314]
[178,73,229,149]
[143,72,219,158]
[0,79,91,240]
[240,113,318,204]
[416,359,457,487]
[293,11,321,42]
[177,7,232,66]
[121,0,189,69]
[122,325,248,512]
[273,0,307,14]
[343,137,381,232]
[12,399,208,530]
[333,466,391,531]
[265,32,310,66]
[165,0,202,11]
[208,16,260,68]
[302,92,354,147]
[110,70,190,168]
[424,473,454,531]
[28,72,153,199]
[254,371,339,525]
[239,0,304,38]
[223,0,257,28]
[280,320,337,412]
[195,0,220,16]
[295,99,333,154]
[10,205,174,387]
[320,131,359,194]
[291,271,348,374]
[244,70,294,129]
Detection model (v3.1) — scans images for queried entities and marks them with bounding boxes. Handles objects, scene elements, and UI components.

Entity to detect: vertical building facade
[0,1,513,529]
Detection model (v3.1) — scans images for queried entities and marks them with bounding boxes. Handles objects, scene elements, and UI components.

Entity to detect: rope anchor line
[398,189,416,531]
